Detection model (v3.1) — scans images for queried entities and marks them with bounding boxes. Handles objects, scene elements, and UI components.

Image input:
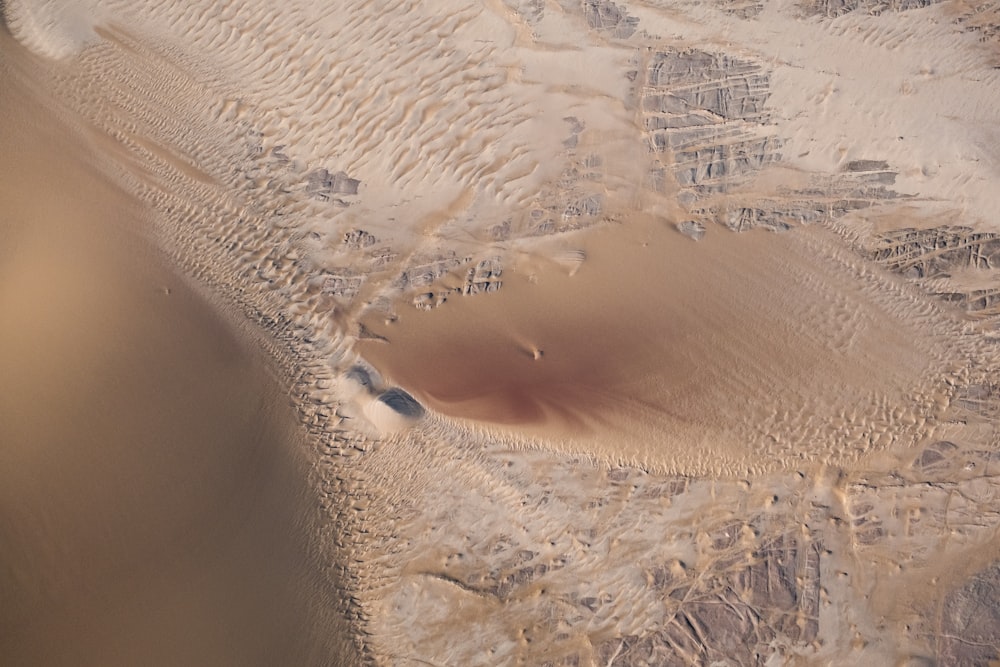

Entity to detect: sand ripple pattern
[8,0,1000,662]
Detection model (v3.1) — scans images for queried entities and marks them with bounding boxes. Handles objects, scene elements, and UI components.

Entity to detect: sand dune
[0,34,357,666]
[4,0,1000,663]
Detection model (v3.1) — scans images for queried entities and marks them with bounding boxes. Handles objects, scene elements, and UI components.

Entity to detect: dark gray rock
[677,220,706,240]
[843,159,890,172]
[938,562,1000,665]
[584,0,639,38]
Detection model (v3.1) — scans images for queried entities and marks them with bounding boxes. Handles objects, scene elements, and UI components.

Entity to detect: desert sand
[0,33,356,666]
[3,0,1000,664]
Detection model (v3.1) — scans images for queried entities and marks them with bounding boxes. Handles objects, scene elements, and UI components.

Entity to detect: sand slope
[0,33,357,667]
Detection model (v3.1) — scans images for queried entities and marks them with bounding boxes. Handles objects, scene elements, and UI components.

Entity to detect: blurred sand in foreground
[0,33,353,667]
[4,0,1000,662]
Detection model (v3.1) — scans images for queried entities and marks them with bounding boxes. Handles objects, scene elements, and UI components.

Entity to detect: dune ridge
[0,30,358,667]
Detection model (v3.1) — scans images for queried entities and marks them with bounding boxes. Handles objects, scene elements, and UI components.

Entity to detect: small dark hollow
[346,365,373,391]
[377,388,425,418]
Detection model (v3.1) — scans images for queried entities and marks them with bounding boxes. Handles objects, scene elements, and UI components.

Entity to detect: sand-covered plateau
[4,0,1000,664]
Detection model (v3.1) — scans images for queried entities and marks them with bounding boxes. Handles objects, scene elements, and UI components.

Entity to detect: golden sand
[0,34,351,666]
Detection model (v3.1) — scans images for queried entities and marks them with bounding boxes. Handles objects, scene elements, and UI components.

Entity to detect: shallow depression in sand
[359,217,952,469]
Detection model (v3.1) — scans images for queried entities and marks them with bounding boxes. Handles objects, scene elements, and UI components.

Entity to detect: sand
[0,33,356,667]
[4,0,1000,664]
[359,212,954,472]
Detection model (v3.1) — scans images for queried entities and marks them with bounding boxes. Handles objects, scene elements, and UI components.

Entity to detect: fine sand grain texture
[0,33,358,667]
[359,213,957,473]
[4,0,1000,664]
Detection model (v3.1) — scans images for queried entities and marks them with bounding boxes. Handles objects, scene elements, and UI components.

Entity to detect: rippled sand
[0,35,356,666]
[5,0,1000,664]
[359,213,951,470]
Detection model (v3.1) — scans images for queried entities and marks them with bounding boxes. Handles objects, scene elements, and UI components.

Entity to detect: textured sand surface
[4,0,1000,664]
[360,216,954,472]
[0,35,357,666]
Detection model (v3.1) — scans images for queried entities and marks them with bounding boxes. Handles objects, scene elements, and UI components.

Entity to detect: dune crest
[0,32,357,667]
